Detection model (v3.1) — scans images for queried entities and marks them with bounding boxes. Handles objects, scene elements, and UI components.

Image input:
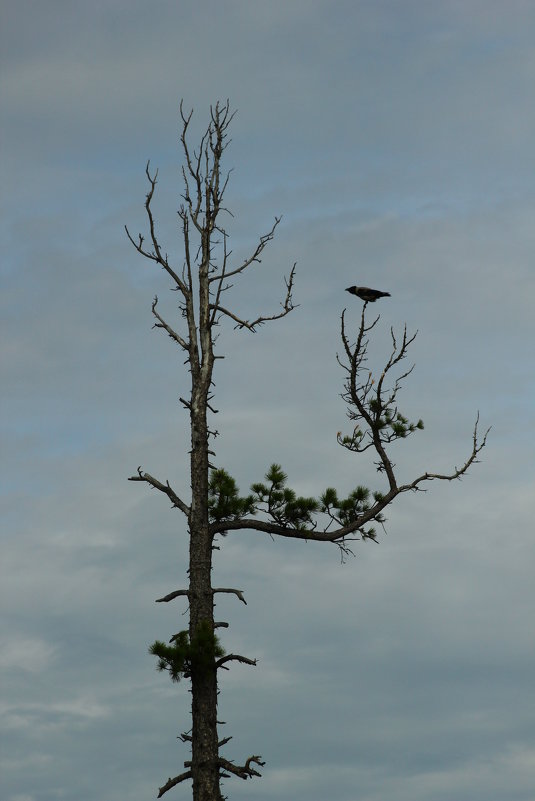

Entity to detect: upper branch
[151,296,189,351]
[210,263,297,332]
[208,216,281,284]
[337,306,423,487]
[179,100,235,235]
[125,162,189,296]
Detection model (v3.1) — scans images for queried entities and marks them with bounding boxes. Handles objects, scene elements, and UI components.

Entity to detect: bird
[345,286,391,302]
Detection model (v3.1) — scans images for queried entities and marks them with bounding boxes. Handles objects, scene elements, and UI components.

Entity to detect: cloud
[0,638,57,673]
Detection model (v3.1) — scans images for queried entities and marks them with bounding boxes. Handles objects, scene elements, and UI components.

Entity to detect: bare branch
[210,263,297,332]
[151,296,189,351]
[157,770,192,798]
[212,587,247,604]
[179,103,204,226]
[398,414,491,492]
[125,163,188,294]
[208,229,231,327]
[218,755,264,780]
[208,217,282,283]
[128,467,190,516]
[155,590,189,603]
[337,307,423,490]
[179,100,235,239]
[216,653,257,669]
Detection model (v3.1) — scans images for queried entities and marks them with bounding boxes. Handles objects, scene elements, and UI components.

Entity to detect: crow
[345,286,391,302]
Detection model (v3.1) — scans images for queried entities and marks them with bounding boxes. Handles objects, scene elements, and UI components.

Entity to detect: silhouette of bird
[345,286,391,302]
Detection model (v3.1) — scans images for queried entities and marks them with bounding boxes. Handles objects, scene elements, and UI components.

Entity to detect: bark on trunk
[189,373,221,801]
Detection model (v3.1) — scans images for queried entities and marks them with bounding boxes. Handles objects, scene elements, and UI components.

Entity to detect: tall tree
[126,102,488,801]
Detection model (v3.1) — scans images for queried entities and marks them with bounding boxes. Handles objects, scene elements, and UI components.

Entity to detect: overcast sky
[1,2,535,800]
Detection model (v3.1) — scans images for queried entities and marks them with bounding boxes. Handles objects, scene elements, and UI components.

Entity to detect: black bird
[345,286,391,302]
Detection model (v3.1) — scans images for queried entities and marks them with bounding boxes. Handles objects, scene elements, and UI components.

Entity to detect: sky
[1,2,535,800]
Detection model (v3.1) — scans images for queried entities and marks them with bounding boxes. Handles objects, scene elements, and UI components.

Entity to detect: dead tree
[126,101,488,801]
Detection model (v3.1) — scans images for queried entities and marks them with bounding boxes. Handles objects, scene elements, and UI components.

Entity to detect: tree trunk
[189,376,221,801]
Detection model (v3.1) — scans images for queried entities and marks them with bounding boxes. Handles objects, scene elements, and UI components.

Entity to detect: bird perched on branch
[345,286,391,302]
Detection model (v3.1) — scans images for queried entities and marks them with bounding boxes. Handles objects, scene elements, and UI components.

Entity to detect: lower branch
[218,755,265,780]
[128,467,191,516]
[209,415,488,545]
[157,770,192,798]
[155,589,189,603]
[216,653,257,670]
[212,587,247,604]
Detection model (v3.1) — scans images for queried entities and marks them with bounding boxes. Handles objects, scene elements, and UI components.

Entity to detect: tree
[126,101,488,801]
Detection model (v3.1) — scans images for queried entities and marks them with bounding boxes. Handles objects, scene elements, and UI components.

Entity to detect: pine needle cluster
[149,622,225,683]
